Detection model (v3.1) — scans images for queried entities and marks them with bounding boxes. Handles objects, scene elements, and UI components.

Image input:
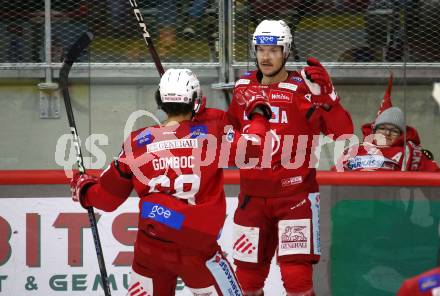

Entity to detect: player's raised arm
[301,57,354,137]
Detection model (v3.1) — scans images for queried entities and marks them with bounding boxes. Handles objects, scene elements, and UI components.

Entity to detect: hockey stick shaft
[59,32,112,296]
[128,0,165,76]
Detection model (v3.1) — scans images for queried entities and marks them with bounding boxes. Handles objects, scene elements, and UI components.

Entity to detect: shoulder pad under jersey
[276,71,309,94]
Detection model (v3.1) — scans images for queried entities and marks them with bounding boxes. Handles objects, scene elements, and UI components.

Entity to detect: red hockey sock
[280,262,314,295]
[236,264,270,293]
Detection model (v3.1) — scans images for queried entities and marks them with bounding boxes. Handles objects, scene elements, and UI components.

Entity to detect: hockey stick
[59,32,112,296]
[128,0,165,76]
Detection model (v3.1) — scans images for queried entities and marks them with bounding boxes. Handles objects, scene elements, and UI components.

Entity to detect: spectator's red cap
[373,73,405,132]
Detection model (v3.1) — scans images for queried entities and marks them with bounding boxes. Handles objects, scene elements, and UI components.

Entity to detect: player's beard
[256,58,287,78]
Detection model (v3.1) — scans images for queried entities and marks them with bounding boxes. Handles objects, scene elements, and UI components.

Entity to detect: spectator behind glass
[156,0,212,55]
[364,0,420,62]
[45,0,88,62]
[338,75,440,172]
[0,0,88,62]
[182,0,210,38]
[123,0,181,60]
[0,1,43,62]
[154,0,178,56]
[116,0,215,61]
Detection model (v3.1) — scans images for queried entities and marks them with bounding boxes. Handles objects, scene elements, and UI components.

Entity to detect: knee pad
[280,262,314,295]
[236,264,270,293]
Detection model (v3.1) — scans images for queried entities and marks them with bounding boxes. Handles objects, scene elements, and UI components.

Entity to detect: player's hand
[235,86,272,120]
[70,173,97,208]
[303,57,333,94]
[301,57,339,110]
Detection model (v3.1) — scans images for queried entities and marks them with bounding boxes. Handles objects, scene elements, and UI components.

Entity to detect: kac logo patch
[243,71,252,77]
[135,130,152,147]
[141,202,185,230]
[190,125,208,138]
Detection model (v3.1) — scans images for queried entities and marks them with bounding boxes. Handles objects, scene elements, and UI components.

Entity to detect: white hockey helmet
[159,68,202,107]
[252,20,292,59]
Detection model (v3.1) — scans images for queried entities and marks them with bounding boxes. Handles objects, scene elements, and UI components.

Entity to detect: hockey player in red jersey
[340,75,439,172]
[227,20,354,295]
[70,68,273,296]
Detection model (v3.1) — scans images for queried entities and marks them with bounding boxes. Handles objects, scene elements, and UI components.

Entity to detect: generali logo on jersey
[281,226,307,245]
[270,90,291,102]
[278,219,311,256]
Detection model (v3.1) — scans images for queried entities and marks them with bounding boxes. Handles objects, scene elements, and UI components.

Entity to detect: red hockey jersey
[81,110,268,251]
[397,267,440,296]
[341,123,439,171]
[227,70,353,198]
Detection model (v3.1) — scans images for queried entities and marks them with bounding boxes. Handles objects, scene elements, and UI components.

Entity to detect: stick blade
[64,32,94,65]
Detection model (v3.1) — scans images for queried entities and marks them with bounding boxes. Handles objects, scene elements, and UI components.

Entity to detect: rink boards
[0,197,284,295]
